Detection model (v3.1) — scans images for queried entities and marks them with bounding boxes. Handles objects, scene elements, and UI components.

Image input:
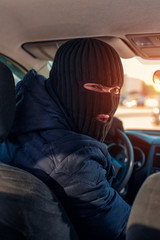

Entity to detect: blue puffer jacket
[0,70,130,240]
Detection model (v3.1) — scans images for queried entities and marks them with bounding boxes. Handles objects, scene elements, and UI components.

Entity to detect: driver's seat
[126,172,160,240]
[0,61,78,240]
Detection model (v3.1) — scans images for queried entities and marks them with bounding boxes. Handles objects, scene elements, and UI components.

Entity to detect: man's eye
[91,85,102,90]
[83,83,120,94]
[83,83,103,92]
[110,87,120,95]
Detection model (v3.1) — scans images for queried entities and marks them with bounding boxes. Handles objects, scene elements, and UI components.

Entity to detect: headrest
[0,61,16,142]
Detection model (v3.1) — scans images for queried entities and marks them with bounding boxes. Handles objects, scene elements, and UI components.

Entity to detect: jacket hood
[11,70,75,135]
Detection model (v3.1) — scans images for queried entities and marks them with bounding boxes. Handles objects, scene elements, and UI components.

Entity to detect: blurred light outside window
[115,57,160,130]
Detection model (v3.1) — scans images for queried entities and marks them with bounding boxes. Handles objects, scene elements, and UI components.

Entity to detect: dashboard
[125,129,160,204]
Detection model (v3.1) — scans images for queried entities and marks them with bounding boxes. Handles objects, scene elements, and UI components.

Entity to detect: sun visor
[22,37,135,60]
[127,34,160,59]
[22,41,65,60]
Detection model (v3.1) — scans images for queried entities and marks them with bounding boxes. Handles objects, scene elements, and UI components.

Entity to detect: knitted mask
[50,38,123,142]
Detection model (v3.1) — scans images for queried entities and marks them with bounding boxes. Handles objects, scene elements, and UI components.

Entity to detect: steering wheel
[107,129,134,195]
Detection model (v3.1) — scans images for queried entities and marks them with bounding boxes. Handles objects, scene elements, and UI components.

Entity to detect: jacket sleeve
[48,145,131,240]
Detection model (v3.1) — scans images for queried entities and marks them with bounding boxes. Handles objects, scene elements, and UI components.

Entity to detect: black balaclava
[49,38,123,142]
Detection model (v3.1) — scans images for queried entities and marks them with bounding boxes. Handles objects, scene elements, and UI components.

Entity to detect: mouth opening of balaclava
[49,38,124,142]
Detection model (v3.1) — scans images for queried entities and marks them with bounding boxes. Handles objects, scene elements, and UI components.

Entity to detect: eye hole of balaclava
[50,38,124,142]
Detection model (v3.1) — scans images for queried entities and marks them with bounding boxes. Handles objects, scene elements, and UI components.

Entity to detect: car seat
[126,172,160,240]
[0,61,78,240]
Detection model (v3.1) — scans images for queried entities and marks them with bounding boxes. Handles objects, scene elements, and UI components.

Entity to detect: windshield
[115,57,160,130]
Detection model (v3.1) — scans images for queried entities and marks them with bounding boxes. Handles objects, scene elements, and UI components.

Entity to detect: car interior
[1,0,160,239]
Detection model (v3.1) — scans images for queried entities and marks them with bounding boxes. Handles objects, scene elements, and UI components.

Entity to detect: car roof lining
[2,0,160,70]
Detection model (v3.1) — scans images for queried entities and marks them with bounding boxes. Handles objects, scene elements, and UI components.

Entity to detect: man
[0,38,130,239]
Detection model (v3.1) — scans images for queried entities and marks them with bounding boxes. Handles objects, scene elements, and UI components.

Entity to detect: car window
[115,57,160,131]
[0,55,26,84]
